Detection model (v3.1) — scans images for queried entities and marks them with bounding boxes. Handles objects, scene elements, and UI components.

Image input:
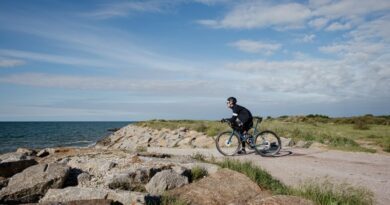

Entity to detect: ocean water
[0,121,132,154]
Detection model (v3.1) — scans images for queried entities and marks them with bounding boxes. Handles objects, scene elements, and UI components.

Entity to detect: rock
[169,168,270,205]
[191,136,214,148]
[0,152,37,177]
[41,199,115,205]
[107,167,165,191]
[181,162,220,175]
[249,195,314,205]
[178,127,188,132]
[16,147,37,156]
[309,142,327,149]
[136,152,171,158]
[37,149,50,157]
[280,137,293,147]
[0,177,9,189]
[40,187,148,205]
[77,172,91,186]
[294,140,307,148]
[145,169,189,195]
[0,163,70,204]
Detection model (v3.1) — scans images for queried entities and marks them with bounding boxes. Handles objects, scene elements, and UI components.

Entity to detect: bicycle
[216,117,281,156]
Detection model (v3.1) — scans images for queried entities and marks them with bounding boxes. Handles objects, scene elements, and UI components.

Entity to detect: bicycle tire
[253,130,281,156]
[215,131,241,156]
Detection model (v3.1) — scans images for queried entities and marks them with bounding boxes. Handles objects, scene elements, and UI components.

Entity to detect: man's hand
[220,118,227,123]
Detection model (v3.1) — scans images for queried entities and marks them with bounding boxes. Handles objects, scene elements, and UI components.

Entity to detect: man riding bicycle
[222,97,253,154]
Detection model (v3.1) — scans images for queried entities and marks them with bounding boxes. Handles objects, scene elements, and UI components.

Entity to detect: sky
[0,0,389,121]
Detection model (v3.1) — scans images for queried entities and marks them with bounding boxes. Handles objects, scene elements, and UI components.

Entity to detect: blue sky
[0,0,389,121]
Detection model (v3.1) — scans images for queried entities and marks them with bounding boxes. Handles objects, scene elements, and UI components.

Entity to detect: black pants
[241,120,253,149]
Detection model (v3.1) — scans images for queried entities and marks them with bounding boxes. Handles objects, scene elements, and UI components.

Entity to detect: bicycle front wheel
[215,131,241,156]
[253,130,281,156]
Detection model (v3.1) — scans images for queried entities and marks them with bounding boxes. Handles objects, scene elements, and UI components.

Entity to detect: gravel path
[148,147,390,205]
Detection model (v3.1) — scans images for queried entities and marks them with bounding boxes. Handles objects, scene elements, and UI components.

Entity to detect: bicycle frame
[227,117,263,144]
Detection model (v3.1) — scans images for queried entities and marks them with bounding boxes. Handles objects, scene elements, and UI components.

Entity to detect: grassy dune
[136,115,390,153]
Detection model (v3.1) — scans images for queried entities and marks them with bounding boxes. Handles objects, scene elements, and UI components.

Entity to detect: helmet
[227,97,237,104]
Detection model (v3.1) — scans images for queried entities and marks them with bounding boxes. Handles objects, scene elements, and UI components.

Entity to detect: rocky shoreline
[0,124,313,205]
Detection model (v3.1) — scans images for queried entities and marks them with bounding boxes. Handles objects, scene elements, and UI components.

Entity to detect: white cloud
[193,0,229,5]
[349,15,390,42]
[313,0,390,19]
[230,40,281,55]
[86,1,171,19]
[301,34,316,43]
[198,2,311,29]
[0,49,113,68]
[325,22,351,31]
[0,58,25,67]
[0,73,220,95]
[308,17,329,29]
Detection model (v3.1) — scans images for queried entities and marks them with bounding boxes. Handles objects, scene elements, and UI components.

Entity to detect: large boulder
[107,167,170,191]
[40,187,149,205]
[41,199,115,205]
[169,168,269,205]
[145,169,189,195]
[0,152,37,177]
[16,147,37,156]
[0,163,70,204]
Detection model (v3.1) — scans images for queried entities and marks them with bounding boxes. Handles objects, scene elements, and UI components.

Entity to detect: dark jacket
[228,104,253,126]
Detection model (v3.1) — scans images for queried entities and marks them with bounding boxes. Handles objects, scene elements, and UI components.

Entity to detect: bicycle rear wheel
[215,131,241,156]
[253,130,281,156]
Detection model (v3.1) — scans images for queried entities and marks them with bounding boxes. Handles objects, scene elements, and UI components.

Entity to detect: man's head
[226,97,237,108]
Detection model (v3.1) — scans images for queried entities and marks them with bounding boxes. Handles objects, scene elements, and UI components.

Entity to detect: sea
[0,121,132,154]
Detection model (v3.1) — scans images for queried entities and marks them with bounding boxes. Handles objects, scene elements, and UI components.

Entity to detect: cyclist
[222,97,253,154]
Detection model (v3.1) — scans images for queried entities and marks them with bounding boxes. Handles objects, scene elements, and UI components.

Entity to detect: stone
[248,195,314,205]
[309,142,327,149]
[107,167,164,191]
[40,187,148,205]
[0,152,37,177]
[41,199,115,205]
[0,163,70,204]
[169,168,270,205]
[37,149,50,157]
[178,127,188,132]
[280,137,293,147]
[295,140,307,148]
[191,136,214,148]
[77,172,91,186]
[16,147,37,156]
[0,177,8,189]
[145,169,189,195]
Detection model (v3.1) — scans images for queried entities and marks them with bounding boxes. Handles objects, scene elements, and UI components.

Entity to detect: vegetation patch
[214,159,373,205]
[190,166,208,182]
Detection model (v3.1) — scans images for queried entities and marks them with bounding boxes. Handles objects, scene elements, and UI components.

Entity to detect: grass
[136,116,389,153]
[190,166,208,182]
[215,159,373,205]
[159,194,188,205]
[191,152,207,162]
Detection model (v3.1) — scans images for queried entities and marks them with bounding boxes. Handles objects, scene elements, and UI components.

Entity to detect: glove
[220,118,227,123]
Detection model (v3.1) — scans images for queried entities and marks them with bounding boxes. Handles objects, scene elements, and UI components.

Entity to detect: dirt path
[148,147,390,205]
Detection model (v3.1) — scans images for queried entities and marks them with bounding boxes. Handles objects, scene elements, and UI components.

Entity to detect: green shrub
[296,179,373,205]
[190,166,208,182]
[353,119,370,130]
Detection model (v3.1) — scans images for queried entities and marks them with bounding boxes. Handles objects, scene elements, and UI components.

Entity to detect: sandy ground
[148,147,390,205]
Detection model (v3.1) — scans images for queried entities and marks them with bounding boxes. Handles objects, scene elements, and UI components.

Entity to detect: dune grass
[190,166,208,182]
[136,116,389,153]
[216,158,373,205]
